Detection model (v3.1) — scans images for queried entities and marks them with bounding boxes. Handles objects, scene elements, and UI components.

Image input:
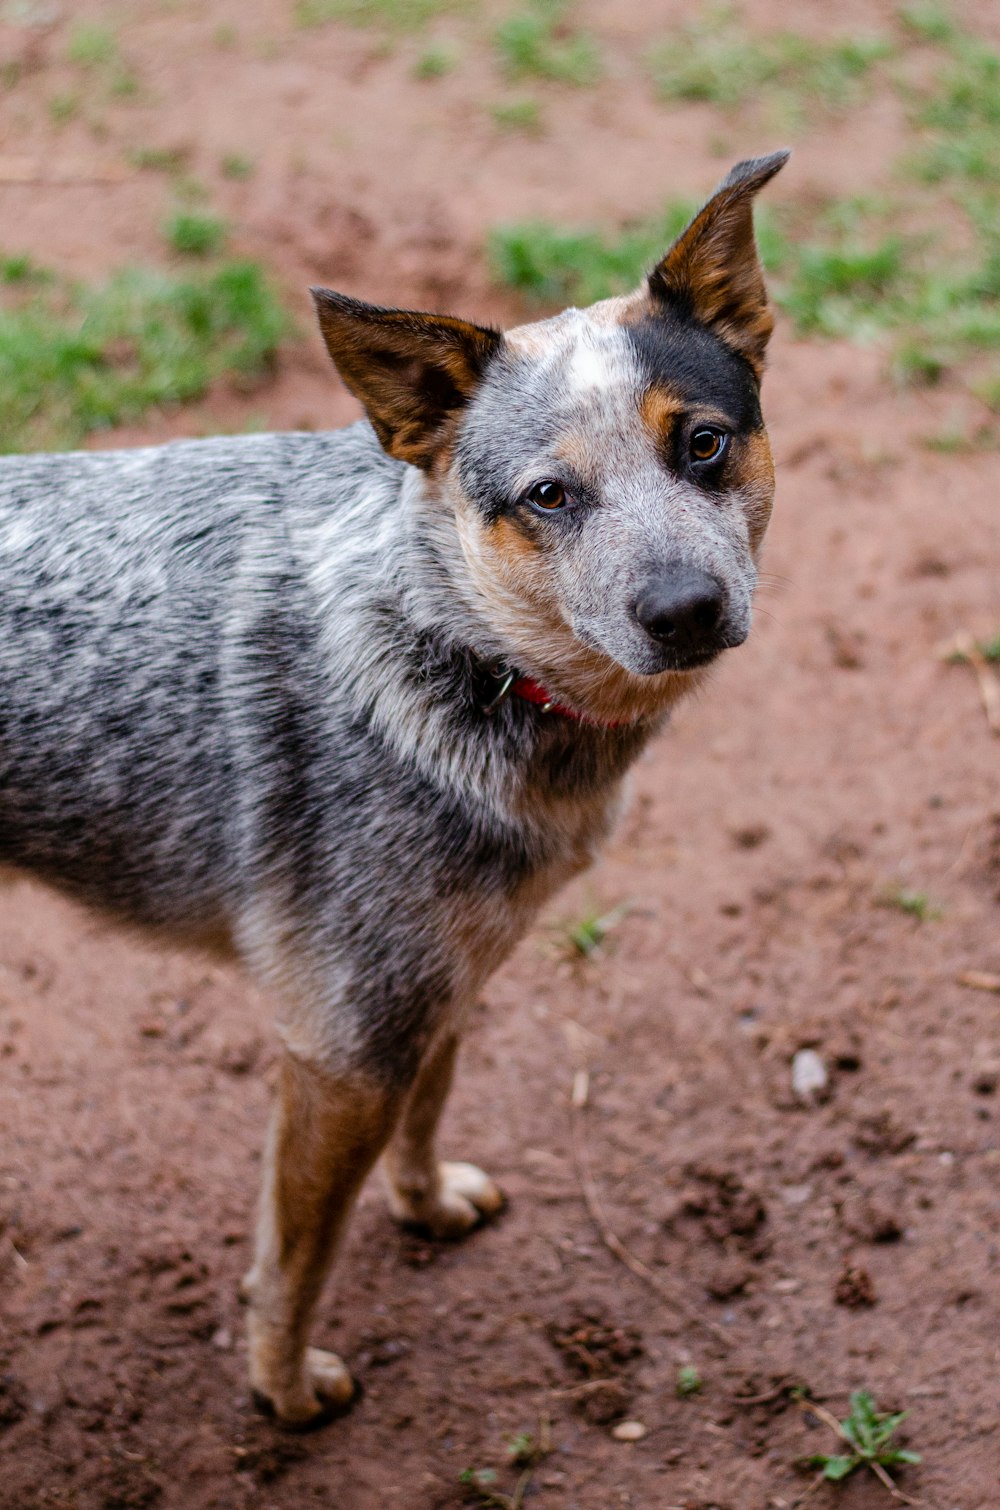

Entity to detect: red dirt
[1,3,998,1508]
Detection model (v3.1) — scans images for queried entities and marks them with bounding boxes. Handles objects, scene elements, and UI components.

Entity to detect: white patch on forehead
[569,340,612,392]
[505,306,640,407]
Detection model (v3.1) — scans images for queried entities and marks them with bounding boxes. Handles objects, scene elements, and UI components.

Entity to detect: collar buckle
[479,663,516,716]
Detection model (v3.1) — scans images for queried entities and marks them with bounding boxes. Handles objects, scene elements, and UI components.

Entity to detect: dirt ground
[1,2,999,1507]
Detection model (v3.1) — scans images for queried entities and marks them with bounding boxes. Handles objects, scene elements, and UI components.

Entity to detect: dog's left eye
[525,480,567,511]
[689,428,728,465]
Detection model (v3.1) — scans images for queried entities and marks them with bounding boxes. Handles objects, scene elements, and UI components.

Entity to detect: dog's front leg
[242,1048,397,1427]
[382,1028,504,1238]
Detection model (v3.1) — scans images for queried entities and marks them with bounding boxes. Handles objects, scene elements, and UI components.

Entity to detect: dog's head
[314,152,788,724]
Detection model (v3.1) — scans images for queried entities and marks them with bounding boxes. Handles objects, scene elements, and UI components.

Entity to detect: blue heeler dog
[0,153,787,1426]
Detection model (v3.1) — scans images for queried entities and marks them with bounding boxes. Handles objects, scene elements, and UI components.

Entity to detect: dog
[0,151,787,1427]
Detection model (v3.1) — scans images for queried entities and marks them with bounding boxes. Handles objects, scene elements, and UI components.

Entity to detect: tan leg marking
[382,1031,504,1239]
[242,1051,397,1426]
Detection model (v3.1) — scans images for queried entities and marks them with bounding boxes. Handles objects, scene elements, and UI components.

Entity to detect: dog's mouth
[653,644,727,673]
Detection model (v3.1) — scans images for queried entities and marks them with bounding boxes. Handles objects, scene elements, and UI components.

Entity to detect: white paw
[305,1347,355,1408]
[251,1346,354,1428]
[388,1160,505,1239]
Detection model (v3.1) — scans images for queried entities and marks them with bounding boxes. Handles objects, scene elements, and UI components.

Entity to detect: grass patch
[877,886,941,921]
[490,97,543,134]
[296,0,457,29]
[1,255,48,284]
[165,211,228,258]
[556,902,628,960]
[489,203,696,305]
[495,0,601,87]
[801,1389,921,1489]
[459,1420,552,1507]
[220,152,256,180]
[413,43,458,78]
[0,259,287,454]
[129,145,191,173]
[946,632,1000,664]
[647,10,892,113]
[491,79,1000,401]
[67,24,119,69]
[898,1,957,45]
[47,93,81,125]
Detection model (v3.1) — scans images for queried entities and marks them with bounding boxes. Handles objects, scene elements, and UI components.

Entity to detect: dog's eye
[525,480,567,511]
[689,428,728,465]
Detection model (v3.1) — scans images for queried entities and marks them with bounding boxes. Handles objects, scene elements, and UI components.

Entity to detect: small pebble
[791,1048,828,1103]
[611,1420,648,1442]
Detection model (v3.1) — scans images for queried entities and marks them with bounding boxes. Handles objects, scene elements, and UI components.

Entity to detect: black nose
[633,569,725,649]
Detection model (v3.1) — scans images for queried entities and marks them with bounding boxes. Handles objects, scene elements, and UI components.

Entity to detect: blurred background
[1,4,999,1509]
[2,0,999,453]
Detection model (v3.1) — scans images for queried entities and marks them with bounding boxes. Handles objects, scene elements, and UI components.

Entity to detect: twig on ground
[727,1377,801,1406]
[957,969,1000,994]
[568,1068,731,1348]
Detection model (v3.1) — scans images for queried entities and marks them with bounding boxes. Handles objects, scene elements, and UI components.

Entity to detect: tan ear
[312,289,504,469]
[647,150,790,374]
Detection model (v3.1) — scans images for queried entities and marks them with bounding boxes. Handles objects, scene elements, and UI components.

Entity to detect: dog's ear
[312,290,504,469]
[647,150,789,374]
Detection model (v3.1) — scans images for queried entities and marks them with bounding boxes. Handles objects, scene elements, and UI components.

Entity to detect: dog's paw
[388,1160,505,1239]
[252,1347,355,1430]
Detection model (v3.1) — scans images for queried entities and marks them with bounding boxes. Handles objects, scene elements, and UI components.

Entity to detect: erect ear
[647,150,790,374]
[312,289,504,469]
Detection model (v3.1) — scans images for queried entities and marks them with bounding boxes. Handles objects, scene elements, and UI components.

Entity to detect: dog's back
[0,428,401,931]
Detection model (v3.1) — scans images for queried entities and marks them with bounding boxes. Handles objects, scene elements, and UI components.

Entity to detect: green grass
[413,43,458,78]
[296,0,457,29]
[0,259,287,454]
[489,202,696,305]
[676,1365,703,1398]
[130,145,190,173]
[909,32,1000,186]
[1,255,48,284]
[489,199,935,352]
[647,10,892,113]
[458,1421,551,1508]
[47,93,81,125]
[877,886,941,921]
[491,14,1000,406]
[803,1390,921,1487]
[495,0,601,87]
[557,903,628,959]
[67,24,119,69]
[220,152,256,180]
[165,211,228,258]
[898,1,957,45]
[490,98,543,134]
[946,632,1000,663]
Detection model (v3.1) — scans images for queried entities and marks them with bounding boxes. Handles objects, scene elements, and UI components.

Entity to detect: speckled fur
[0,152,788,1425]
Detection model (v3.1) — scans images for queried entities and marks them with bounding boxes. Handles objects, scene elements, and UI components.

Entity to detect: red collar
[511,675,628,729]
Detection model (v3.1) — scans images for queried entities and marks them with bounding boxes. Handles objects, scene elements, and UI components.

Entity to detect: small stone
[612,1420,648,1442]
[791,1049,828,1104]
[211,1327,232,1351]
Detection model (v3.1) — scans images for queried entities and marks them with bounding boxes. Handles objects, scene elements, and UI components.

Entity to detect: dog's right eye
[525,480,567,511]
